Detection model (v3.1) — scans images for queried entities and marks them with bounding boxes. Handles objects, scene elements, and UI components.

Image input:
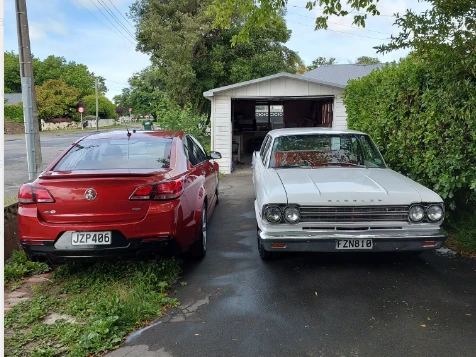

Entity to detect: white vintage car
[252,128,447,259]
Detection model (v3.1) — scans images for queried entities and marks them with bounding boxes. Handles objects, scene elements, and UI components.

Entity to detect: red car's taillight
[154,179,184,200]
[129,179,184,201]
[130,185,154,200]
[18,184,55,204]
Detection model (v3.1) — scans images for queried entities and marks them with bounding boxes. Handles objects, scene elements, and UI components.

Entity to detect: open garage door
[231,97,334,160]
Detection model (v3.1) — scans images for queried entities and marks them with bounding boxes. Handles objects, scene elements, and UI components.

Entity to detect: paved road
[108,166,476,357]
[4,127,140,198]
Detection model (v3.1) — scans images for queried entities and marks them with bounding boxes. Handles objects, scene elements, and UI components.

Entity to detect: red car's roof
[82,130,185,140]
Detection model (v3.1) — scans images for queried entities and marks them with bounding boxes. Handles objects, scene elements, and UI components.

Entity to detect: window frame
[262,136,274,167]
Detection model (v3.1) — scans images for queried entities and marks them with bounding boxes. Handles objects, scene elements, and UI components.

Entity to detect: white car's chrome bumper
[258,228,448,252]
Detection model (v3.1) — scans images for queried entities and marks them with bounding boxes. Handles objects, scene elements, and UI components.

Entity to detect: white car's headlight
[427,205,444,221]
[409,205,425,222]
[284,206,300,223]
[264,206,282,223]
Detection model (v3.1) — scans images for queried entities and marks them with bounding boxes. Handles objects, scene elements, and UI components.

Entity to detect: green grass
[5,196,18,207]
[4,251,50,286]
[4,258,181,357]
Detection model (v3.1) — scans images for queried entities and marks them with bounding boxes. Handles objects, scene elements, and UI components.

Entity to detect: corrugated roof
[301,64,385,87]
[4,93,23,105]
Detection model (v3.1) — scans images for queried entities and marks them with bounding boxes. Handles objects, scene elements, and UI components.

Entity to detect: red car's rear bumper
[18,198,196,263]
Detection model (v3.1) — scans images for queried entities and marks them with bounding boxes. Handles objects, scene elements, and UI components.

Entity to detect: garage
[203,72,345,174]
[204,65,384,174]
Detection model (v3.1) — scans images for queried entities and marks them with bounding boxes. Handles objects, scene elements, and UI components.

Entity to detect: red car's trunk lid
[36,170,170,224]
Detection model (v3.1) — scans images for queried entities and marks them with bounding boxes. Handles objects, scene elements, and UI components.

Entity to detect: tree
[36,80,80,120]
[115,106,127,117]
[34,55,107,96]
[376,0,475,55]
[130,0,302,113]
[208,0,382,44]
[4,52,107,96]
[307,57,337,70]
[354,56,380,65]
[5,51,22,93]
[82,94,117,119]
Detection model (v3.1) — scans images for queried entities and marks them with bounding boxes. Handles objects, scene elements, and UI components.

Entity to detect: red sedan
[18,130,221,263]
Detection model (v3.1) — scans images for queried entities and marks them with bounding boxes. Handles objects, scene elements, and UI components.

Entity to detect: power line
[288,4,395,17]
[287,19,388,40]
[73,0,134,45]
[97,0,135,39]
[87,0,135,43]
[287,11,392,35]
[106,0,135,29]
[106,80,130,85]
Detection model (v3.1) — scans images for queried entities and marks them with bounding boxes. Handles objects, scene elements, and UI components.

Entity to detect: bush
[156,104,211,152]
[83,95,118,119]
[343,53,476,212]
[4,103,24,123]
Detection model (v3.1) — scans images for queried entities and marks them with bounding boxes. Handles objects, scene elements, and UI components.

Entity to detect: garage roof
[301,64,385,88]
[203,72,341,98]
[203,64,385,98]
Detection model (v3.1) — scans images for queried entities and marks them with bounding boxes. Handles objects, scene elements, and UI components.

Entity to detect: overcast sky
[4,0,430,100]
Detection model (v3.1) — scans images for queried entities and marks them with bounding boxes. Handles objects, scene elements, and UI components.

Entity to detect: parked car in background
[252,128,447,259]
[18,130,221,263]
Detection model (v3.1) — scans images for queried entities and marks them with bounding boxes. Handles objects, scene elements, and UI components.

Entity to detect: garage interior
[231,97,334,162]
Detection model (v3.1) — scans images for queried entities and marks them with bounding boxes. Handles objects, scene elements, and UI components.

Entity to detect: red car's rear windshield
[54,137,172,171]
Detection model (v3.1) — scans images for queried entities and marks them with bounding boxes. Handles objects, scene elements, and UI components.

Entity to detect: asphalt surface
[4,127,140,198]
[108,165,476,357]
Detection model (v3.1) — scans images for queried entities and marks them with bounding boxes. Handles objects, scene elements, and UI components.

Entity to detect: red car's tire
[189,203,207,259]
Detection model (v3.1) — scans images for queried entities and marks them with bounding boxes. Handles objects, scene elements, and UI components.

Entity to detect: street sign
[128,108,132,112]
[78,106,84,113]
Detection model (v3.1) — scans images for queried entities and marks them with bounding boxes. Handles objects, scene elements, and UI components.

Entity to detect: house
[203,63,385,174]
[4,93,23,105]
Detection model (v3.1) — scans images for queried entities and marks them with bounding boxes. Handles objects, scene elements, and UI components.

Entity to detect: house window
[255,103,284,125]
[255,104,268,124]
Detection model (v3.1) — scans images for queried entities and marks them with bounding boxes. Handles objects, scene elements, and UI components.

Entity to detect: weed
[4,258,181,356]
[10,282,23,292]
[4,251,50,286]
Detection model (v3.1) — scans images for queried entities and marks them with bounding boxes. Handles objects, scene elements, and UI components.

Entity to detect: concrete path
[107,165,476,357]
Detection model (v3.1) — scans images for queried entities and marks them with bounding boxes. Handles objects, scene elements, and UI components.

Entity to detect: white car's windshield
[269,134,386,169]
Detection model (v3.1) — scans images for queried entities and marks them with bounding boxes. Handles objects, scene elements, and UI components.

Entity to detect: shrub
[343,53,476,212]
[156,104,211,152]
[4,103,24,123]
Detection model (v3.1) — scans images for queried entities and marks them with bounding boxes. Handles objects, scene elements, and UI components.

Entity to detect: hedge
[4,103,24,123]
[343,53,476,212]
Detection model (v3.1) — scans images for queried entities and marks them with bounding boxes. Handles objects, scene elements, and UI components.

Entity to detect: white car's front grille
[299,206,409,223]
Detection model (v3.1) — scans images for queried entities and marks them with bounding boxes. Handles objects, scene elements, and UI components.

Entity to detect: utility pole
[95,78,99,131]
[16,0,42,180]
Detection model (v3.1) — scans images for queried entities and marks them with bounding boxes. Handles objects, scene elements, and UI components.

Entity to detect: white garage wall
[334,93,348,130]
[221,77,340,98]
[212,95,232,174]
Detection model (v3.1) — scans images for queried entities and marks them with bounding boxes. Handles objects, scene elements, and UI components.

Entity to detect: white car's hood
[275,168,441,206]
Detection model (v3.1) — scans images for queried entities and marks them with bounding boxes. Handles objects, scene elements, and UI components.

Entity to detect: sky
[4,0,431,101]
